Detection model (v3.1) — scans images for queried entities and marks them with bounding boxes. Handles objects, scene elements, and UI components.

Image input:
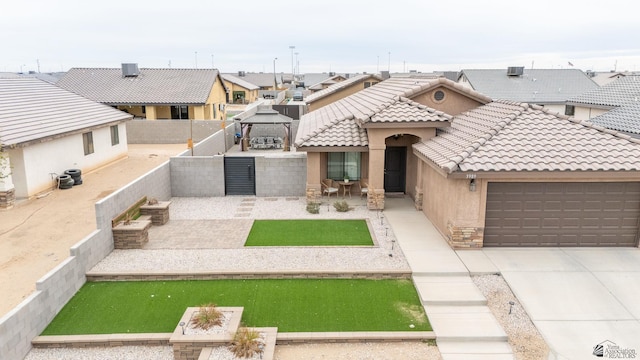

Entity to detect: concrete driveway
[462,247,640,359]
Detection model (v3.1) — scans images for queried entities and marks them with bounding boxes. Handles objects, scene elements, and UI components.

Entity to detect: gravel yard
[472,274,549,360]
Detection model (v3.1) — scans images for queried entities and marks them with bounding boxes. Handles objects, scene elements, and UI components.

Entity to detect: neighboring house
[305,74,383,112]
[296,77,640,249]
[0,77,132,206]
[222,74,260,104]
[57,64,228,120]
[567,75,640,136]
[589,71,640,86]
[227,72,280,91]
[458,67,599,114]
[307,74,349,92]
[297,73,335,89]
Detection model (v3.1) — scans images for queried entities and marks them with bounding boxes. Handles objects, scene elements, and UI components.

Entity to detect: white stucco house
[0,77,132,207]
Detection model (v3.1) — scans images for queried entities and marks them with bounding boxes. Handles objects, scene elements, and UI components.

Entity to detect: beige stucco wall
[573,106,609,120]
[420,161,485,240]
[205,77,228,120]
[411,86,484,116]
[117,105,145,118]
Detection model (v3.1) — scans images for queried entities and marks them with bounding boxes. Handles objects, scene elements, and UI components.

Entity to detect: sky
[2,0,640,75]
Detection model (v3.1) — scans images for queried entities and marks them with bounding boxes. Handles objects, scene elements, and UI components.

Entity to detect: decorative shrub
[333,200,351,212]
[306,201,320,214]
[190,303,223,330]
[229,327,264,358]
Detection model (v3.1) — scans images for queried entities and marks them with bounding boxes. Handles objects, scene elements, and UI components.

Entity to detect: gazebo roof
[239,106,292,124]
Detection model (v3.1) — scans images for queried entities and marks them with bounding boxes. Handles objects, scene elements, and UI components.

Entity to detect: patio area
[90,196,408,274]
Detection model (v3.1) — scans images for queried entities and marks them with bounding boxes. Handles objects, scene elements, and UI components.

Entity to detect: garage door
[484,182,640,247]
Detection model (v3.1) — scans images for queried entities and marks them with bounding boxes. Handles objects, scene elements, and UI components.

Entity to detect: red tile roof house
[295,77,640,249]
[0,77,132,208]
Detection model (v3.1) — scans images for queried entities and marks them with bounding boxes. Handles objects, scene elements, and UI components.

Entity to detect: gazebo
[238,106,293,151]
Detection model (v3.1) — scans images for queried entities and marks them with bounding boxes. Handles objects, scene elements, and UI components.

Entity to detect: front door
[384,147,406,193]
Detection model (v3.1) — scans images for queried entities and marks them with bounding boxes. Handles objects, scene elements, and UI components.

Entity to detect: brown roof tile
[414,100,640,173]
[296,78,490,148]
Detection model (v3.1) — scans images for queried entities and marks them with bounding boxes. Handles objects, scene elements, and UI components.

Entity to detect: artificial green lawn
[245,220,373,246]
[42,279,430,335]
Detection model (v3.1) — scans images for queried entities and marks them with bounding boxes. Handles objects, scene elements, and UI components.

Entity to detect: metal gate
[224,157,255,195]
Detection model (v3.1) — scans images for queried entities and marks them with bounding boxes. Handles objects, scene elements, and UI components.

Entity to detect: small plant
[333,200,351,212]
[122,212,133,225]
[147,197,159,205]
[306,201,320,214]
[229,327,264,358]
[343,174,350,182]
[190,303,223,330]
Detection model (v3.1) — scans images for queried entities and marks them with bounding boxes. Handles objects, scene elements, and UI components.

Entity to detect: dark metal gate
[224,157,256,195]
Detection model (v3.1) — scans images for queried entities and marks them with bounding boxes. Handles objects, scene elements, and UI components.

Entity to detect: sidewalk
[383,197,514,360]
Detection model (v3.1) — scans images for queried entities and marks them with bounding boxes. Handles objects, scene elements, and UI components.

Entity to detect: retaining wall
[0,162,172,360]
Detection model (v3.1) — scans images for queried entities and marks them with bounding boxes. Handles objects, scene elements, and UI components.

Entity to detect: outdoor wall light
[179,321,186,335]
[469,178,477,192]
[508,301,515,314]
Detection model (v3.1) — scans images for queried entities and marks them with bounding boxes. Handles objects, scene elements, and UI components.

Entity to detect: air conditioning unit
[238,71,246,77]
[121,63,139,77]
[507,67,524,76]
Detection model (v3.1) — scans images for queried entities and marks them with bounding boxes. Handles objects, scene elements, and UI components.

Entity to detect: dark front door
[224,157,256,195]
[384,146,406,193]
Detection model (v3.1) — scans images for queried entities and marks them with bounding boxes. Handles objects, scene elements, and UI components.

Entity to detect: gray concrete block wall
[190,124,235,157]
[125,120,222,144]
[170,156,225,197]
[0,161,174,360]
[255,154,306,196]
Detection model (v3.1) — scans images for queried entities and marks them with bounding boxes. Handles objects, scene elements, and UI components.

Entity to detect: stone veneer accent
[305,186,321,204]
[170,307,243,360]
[413,187,423,211]
[447,222,484,249]
[140,201,171,225]
[0,188,15,209]
[367,189,385,210]
[112,220,152,249]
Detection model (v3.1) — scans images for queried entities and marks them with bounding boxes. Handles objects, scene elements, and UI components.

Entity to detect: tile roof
[300,73,336,87]
[590,104,640,135]
[224,72,278,88]
[296,78,489,147]
[460,69,599,103]
[568,75,640,107]
[0,78,131,147]
[413,100,640,173]
[305,74,383,104]
[221,74,259,90]
[57,68,223,104]
[369,97,452,124]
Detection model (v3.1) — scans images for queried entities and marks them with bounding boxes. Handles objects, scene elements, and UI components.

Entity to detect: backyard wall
[126,119,226,144]
[256,154,306,196]
[0,162,172,360]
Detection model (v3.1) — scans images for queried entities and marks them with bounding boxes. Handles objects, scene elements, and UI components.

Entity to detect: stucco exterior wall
[8,124,128,198]
[420,161,485,247]
[411,86,484,115]
[207,78,228,120]
[573,106,609,120]
[542,104,565,114]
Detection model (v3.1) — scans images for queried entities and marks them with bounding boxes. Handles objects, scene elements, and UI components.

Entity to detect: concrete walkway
[383,198,514,360]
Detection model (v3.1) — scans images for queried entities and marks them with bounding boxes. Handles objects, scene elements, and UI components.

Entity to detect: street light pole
[289,45,295,80]
[294,52,299,76]
[273,57,278,90]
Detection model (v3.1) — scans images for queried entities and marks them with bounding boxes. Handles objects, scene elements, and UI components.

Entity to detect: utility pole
[273,57,278,90]
[388,52,391,72]
[194,51,198,69]
[289,46,295,79]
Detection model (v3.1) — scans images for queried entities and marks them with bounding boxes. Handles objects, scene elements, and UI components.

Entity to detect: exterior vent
[238,71,246,77]
[121,63,139,77]
[507,66,524,76]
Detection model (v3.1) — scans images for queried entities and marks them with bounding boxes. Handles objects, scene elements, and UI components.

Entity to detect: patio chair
[274,137,283,148]
[360,178,369,198]
[321,179,339,198]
